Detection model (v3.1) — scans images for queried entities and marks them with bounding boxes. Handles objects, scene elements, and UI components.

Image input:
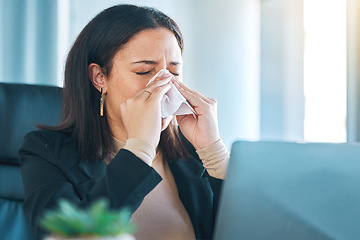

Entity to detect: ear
[88,63,107,93]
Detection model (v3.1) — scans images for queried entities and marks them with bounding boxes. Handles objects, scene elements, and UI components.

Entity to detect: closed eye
[136,70,180,77]
[136,71,152,75]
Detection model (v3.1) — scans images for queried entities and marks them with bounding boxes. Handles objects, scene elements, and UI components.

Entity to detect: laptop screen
[214,141,360,240]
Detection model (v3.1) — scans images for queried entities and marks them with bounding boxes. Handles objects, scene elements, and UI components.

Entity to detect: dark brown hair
[44,4,188,162]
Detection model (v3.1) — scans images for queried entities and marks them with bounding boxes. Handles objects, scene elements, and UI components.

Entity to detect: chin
[161,116,173,131]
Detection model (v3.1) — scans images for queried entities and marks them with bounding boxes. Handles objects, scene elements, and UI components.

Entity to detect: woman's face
[105,28,183,131]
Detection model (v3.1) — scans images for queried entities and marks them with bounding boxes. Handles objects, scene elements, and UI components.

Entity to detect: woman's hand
[120,73,172,148]
[173,79,220,149]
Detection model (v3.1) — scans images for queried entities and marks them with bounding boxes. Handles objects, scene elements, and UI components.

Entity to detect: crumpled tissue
[146,69,196,118]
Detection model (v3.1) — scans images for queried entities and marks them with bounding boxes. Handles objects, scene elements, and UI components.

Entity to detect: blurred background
[1,0,359,149]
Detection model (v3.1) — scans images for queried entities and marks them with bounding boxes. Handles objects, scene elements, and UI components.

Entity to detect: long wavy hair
[43,4,188,162]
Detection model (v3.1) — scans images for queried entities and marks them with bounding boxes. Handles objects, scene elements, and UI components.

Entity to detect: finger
[173,79,213,104]
[146,75,173,92]
[173,80,209,106]
[148,83,172,102]
[177,87,208,113]
[176,114,191,124]
[134,77,172,99]
[138,90,152,100]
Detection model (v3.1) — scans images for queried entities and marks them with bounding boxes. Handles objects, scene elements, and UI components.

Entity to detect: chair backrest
[0,83,62,240]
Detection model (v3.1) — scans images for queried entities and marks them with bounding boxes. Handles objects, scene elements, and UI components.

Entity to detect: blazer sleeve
[19,130,162,240]
[180,130,224,204]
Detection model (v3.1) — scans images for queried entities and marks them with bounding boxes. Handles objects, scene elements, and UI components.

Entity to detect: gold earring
[100,88,104,117]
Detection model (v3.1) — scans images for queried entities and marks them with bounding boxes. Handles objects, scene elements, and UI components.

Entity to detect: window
[303,0,347,142]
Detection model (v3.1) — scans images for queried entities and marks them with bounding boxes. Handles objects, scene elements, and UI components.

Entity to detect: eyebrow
[132,60,182,65]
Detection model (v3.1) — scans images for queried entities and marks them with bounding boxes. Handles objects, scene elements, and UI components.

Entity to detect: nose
[157,57,168,72]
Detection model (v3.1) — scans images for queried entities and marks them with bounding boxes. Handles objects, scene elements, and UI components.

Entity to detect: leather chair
[0,83,62,239]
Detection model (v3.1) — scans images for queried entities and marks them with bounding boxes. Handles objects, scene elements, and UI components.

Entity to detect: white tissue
[146,69,196,118]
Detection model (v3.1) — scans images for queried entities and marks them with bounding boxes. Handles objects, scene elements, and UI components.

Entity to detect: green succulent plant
[40,199,136,238]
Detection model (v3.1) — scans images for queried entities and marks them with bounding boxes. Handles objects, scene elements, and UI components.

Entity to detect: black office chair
[0,83,62,239]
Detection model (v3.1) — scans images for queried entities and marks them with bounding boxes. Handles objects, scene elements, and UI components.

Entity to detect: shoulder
[23,129,71,143]
[19,129,77,165]
[21,129,72,151]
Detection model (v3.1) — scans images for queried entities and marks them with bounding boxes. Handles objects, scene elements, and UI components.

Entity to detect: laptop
[214,141,360,240]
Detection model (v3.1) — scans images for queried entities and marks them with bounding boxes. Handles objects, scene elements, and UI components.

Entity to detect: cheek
[127,83,147,98]
[110,77,146,101]
[123,75,150,98]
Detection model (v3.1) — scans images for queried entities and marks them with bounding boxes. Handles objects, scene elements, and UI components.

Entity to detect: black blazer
[19,130,223,240]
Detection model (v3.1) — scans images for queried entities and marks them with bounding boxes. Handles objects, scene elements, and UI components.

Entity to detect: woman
[19,4,229,240]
